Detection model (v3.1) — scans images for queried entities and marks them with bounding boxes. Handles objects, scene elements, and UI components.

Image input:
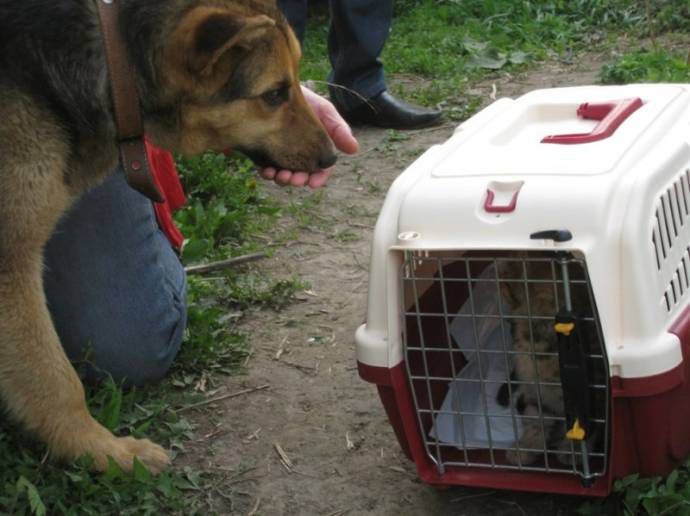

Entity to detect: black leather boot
[334,91,443,130]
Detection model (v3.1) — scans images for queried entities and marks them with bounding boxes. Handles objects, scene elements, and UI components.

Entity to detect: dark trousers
[277,0,393,110]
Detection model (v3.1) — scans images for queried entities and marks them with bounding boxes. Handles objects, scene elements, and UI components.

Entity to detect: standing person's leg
[276,0,309,43]
[327,0,442,129]
[43,169,187,387]
[327,0,392,111]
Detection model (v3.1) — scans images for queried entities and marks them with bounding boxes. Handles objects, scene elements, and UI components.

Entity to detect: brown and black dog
[0,0,335,473]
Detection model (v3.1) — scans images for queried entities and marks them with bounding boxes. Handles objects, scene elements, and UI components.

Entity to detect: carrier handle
[541,97,643,145]
[484,189,519,213]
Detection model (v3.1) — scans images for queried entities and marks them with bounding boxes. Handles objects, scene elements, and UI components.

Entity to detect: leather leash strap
[96,0,163,202]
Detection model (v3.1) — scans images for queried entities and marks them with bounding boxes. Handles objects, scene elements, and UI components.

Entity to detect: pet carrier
[355,84,690,496]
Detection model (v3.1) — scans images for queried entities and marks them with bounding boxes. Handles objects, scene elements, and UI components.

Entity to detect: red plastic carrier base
[358,306,690,497]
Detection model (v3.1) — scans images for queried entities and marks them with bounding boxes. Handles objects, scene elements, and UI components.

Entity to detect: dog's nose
[318,153,337,169]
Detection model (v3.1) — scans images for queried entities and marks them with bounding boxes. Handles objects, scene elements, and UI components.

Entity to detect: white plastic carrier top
[356,84,690,380]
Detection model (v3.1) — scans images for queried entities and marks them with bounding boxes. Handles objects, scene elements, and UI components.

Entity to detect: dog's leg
[0,99,169,473]
[0,265,170,473]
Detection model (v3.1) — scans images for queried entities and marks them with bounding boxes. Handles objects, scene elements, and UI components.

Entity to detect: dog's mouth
[239,148,286,171]
[239,147,337,172]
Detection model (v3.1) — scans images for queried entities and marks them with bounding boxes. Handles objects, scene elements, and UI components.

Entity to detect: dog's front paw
[86,435,170,474]
[110,436,171,474]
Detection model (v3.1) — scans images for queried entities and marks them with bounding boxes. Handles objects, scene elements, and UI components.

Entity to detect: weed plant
[600,48,690,84]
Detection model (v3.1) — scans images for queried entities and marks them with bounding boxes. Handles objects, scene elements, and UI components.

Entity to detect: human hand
[259,86,359,188]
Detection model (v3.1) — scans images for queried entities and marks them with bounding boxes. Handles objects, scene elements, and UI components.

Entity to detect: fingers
[302,85,359,155]
[259,167,277,181]
[258,167,332,189]
[331,121,359,155]
[259,167,307,187]
[288,171,310,186]
[274,169,309,187]
[275,169,293,186]
[307,169,332,189]
[319,105,359,155]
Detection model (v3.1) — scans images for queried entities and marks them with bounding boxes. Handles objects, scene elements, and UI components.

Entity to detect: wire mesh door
[401,251,609,483]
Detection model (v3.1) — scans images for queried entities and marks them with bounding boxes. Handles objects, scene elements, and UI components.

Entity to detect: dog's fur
[0,0,335,473]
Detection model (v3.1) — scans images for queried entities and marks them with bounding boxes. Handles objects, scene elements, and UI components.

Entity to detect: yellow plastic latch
[566,419,586,441]
[554,322,575,336]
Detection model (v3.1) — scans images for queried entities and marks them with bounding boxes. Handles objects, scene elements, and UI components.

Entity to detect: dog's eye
[261,86,289,107]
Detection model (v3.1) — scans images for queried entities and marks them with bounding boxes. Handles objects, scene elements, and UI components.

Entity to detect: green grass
[301,0,689,115]
[174,152,281,263]
[579,469,690,515]
[600,47,690,84]
[1,378,210,514]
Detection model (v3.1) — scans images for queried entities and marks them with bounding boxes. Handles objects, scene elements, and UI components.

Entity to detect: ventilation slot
[652,170,690,271]
[654,168,690,313]
[663,246,690,313]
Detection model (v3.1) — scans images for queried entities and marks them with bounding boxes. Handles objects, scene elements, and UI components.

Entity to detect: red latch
[541,97,643,145]
[484,189,519,213]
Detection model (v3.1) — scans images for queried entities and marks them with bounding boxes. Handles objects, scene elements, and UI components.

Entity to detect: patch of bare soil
[181,47,660,515]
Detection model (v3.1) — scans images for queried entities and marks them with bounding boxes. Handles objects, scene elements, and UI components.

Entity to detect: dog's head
[148,1,336,172]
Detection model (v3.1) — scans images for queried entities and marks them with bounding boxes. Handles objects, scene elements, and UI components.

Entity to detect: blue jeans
[43,170,187,386]
[278,0,393,110]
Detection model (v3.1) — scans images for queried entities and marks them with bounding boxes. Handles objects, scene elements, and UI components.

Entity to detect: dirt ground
[182,42,680,515]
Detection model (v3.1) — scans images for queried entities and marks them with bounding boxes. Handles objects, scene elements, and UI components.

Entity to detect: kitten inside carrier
[404,250,608,477]
[495,257,603,467]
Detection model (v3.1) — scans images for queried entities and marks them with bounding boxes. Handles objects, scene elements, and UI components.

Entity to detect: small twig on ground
[345,432,355,451]
[202,426,227,441]
[274,336,288,360]
[351,251,368,272]
[184,253,267,275]
[242,349,254,367]
[243,428,262,443]
[226,476,264,486]
[273,442,294,472]
[404,122,456,135]
[451,490,497,503]
[269,239,323,248]
[176,384,270,413]
[279,359,318,375]
[205,386,227,397]
[213,486,235,507]
[226,466,256,481]
[194,371,208,392]
[497,500,528,516]
[247,497,261,516]
[305,310,329,317]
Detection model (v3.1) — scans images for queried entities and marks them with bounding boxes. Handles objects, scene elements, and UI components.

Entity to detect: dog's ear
[189,11,275,76]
